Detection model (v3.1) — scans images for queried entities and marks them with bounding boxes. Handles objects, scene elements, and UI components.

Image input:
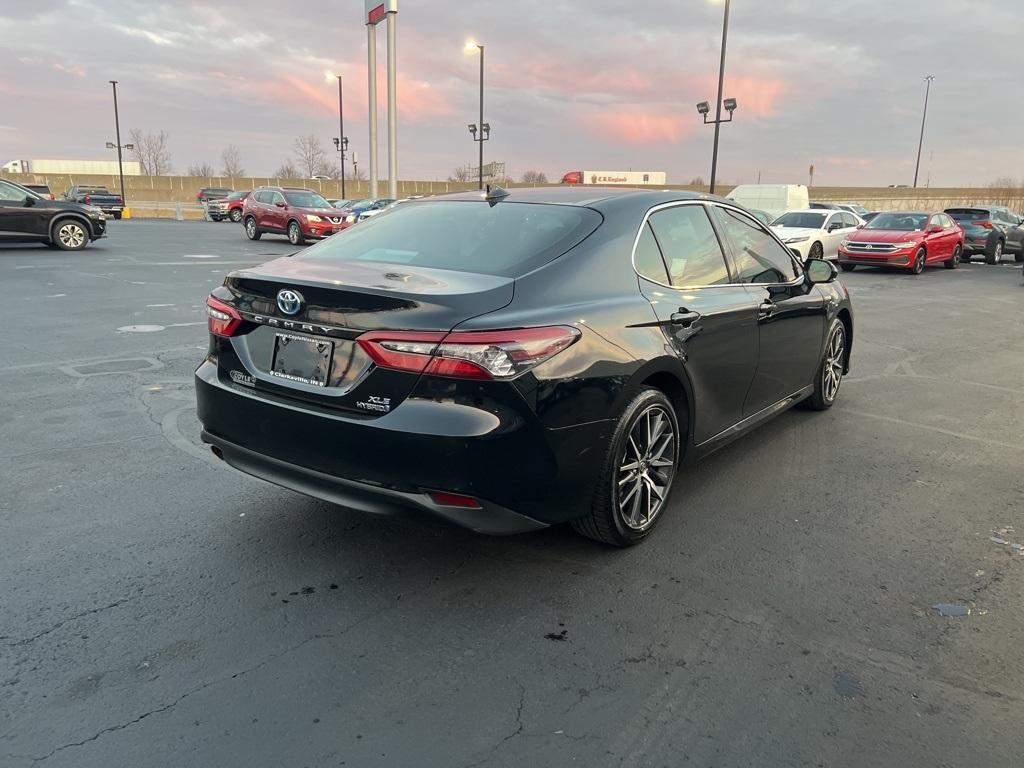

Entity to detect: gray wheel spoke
[615,403,677,531]
[618,469,638,486]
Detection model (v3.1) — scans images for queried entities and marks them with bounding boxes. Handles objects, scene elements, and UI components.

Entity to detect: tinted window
[713,206,798,284]
[253,190,268,203]
[0,181,27,201]
[283,190,330,208]
[633,223,669,283]
[305,201,602,278]
[271,191,286,205]
[946,208,990,222]
[648,205,730,286]
[773,212,826,229]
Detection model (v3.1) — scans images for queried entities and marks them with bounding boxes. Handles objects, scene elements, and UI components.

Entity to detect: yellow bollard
[121,208,132,220]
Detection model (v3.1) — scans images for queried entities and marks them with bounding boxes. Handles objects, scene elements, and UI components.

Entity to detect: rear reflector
[357,326,581,380]
[427,491,482,509]
[206,296,243,337]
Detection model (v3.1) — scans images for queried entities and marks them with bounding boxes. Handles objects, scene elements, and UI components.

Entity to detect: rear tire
[986,239,1003,265]
[112,212,122,220]
[244,216,261,240]
[839,263,856,272]
[910,247,926,275]
[803,318,846,411]
[287,220,305,246]
[571,389,680,547]
[229,208,242,223]
[51,219,89,251]
[944,244,961,269]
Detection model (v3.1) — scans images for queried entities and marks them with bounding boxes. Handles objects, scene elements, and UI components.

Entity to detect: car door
[822,212,849,258]
[268,191,288,231]
[996,209,1024,253]
[938,214,960,259]
[921,215,947,262]
[709,204,827,416]
[635,203,760,445]
[0,180,37,238]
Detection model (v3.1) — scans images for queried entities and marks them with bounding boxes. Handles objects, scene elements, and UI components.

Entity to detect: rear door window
[633,222,670,284]
[647,205,731,287]
[304,200,602,277]
[712,206,799,284]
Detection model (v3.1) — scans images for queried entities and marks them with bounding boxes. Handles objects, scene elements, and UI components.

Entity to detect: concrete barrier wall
[3,172,1022,212]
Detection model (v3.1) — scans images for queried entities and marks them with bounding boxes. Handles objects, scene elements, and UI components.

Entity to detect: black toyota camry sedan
[196,187,853,546]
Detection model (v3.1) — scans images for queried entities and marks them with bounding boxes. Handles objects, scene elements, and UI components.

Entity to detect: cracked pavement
[1,221,1023,766]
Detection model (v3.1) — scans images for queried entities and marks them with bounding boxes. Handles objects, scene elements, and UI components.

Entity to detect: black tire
[229,208,242,223]
[944,244,961,269]
[571,388,680,547]
[986,239,1003,265]
[1015,251,1023,263]
[803,318,846,411]
[809,242,824,260]
[112,212,122,220]
[51,218,90,251]
[287,220,305,246]
[839,263,856,272]
[244,216,261,241]
[910,247,926,275]
[960,252,972,263]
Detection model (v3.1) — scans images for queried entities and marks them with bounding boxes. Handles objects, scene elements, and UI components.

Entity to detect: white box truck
[4,159,143,175]
[561,170,667,186]
[724,184,809,221]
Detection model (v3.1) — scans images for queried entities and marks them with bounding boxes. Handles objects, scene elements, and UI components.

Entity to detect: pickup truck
[63,185,124,218]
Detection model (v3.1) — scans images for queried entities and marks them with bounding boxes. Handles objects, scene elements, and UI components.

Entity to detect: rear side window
[712,206,798,284]
[0,181,26,201]
[648,205,730,287]
[634,223,670,283]
[303,201,602,277]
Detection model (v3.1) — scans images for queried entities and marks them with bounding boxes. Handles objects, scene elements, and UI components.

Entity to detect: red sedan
[837,211,964,274]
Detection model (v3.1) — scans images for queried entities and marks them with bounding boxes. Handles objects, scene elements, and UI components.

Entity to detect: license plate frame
[270,333,334,387]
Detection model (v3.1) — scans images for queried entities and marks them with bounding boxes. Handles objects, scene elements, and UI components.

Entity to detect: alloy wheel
[994,241,1003,262]
[616,405,676,531]
[288,223,300,244]
[58,222,86,249]
[246,219,256,237]
[913,250,925,274]
[823,325,845,403]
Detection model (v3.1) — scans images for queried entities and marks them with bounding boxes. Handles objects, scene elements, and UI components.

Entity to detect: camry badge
[277,289,304,316]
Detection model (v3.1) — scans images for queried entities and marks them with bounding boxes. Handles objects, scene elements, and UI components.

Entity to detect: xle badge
[230,370,256,387]
[356,395,391,413]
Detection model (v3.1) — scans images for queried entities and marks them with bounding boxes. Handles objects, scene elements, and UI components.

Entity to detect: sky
[1,0,1022,187]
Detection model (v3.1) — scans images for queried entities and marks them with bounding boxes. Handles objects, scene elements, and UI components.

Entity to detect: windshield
[283,190,330,208]
[865,213,928,231]
[81,186,110,194]
[773,212,826,229]
[304,201,602,277]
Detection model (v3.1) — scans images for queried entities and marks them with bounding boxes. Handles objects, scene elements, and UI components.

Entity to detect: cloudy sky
[1,0,1021,186]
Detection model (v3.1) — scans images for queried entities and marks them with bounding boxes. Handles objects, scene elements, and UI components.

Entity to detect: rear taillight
[974,220,994,229]
[84,195,91,204]
[117,196,123,204]
[357,326,580,380]
[49,194,55,200]
[206,296,243,337]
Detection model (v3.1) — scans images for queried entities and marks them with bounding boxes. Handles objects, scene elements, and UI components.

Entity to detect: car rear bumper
[194,360,610,532]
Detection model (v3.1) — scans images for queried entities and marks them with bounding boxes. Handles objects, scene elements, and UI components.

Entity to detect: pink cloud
[584,110,697,144]
[825,156,871,168]
[52,63,87,78]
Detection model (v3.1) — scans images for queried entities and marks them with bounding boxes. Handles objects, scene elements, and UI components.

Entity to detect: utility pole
[109,80,126,204]
[913,75,934,189]
[708,0,731,195]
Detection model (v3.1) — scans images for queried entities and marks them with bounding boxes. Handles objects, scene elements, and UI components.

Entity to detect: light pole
[913,75,935,189]
[696,0,734,195]
[327,73,348,198]
[108,80,130,204]
[465,41,487,189]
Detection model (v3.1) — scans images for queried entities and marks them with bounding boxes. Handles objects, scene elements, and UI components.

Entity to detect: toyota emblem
[277,289,304,316]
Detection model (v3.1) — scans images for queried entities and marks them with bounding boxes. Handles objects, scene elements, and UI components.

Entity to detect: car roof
[780,209,830,215]
[421,186,710,207]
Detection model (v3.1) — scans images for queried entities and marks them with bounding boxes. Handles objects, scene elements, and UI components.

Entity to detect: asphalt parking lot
[2,220,1023,767]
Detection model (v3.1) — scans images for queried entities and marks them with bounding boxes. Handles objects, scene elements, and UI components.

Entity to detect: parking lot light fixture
[108,80,128,206]
[696,0,732,195]
[696,101,711,116]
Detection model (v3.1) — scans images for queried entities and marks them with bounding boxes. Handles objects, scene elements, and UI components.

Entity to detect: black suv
[945,205,1024,264]
[0,178,107,250]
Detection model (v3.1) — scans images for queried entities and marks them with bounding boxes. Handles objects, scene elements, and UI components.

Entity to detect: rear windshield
[226,191,247,200]
[866,213,928,231]
[303,200,602,277]
[283,190,330,208]
[773,212,826,229]
[80,186,110,193]
[946,209,990,221]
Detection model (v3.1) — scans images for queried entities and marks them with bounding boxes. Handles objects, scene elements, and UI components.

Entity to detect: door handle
[670,310,701,327]
[758,300,776,320]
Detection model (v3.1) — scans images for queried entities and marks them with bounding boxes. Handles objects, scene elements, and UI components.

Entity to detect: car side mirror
[828,223,844,232]
[805,258,838,285]
[24,195,36,207]
[275,201,286,208]
[856,223,864,229]
[929,225,943,233]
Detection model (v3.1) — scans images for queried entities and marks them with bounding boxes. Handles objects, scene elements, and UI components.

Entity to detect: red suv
[242,187,349,245]
[837,211,963,274]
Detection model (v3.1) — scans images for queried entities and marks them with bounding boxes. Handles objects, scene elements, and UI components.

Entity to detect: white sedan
[770,209,864,260]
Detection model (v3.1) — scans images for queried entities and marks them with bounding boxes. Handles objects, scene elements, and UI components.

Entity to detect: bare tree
[274,161,299,178]
[187,162,215,177]
[688,177,706,187]
[448,166,472,182]
[128,129,173,175]
[221,145,244,177]
[520,170,548,184]
[292,134,332,178]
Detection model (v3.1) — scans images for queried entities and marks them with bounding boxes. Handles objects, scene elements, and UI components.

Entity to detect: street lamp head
[125,144,134,150]
[105,141,115,149]
[324,71,341,83]
[468,123,477,135]
[696,101,711,116]
[465,40,482,52]
[333,137,340,149]
[342,137,349,150]
[481,122,490,138]
[723,97,737,112]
